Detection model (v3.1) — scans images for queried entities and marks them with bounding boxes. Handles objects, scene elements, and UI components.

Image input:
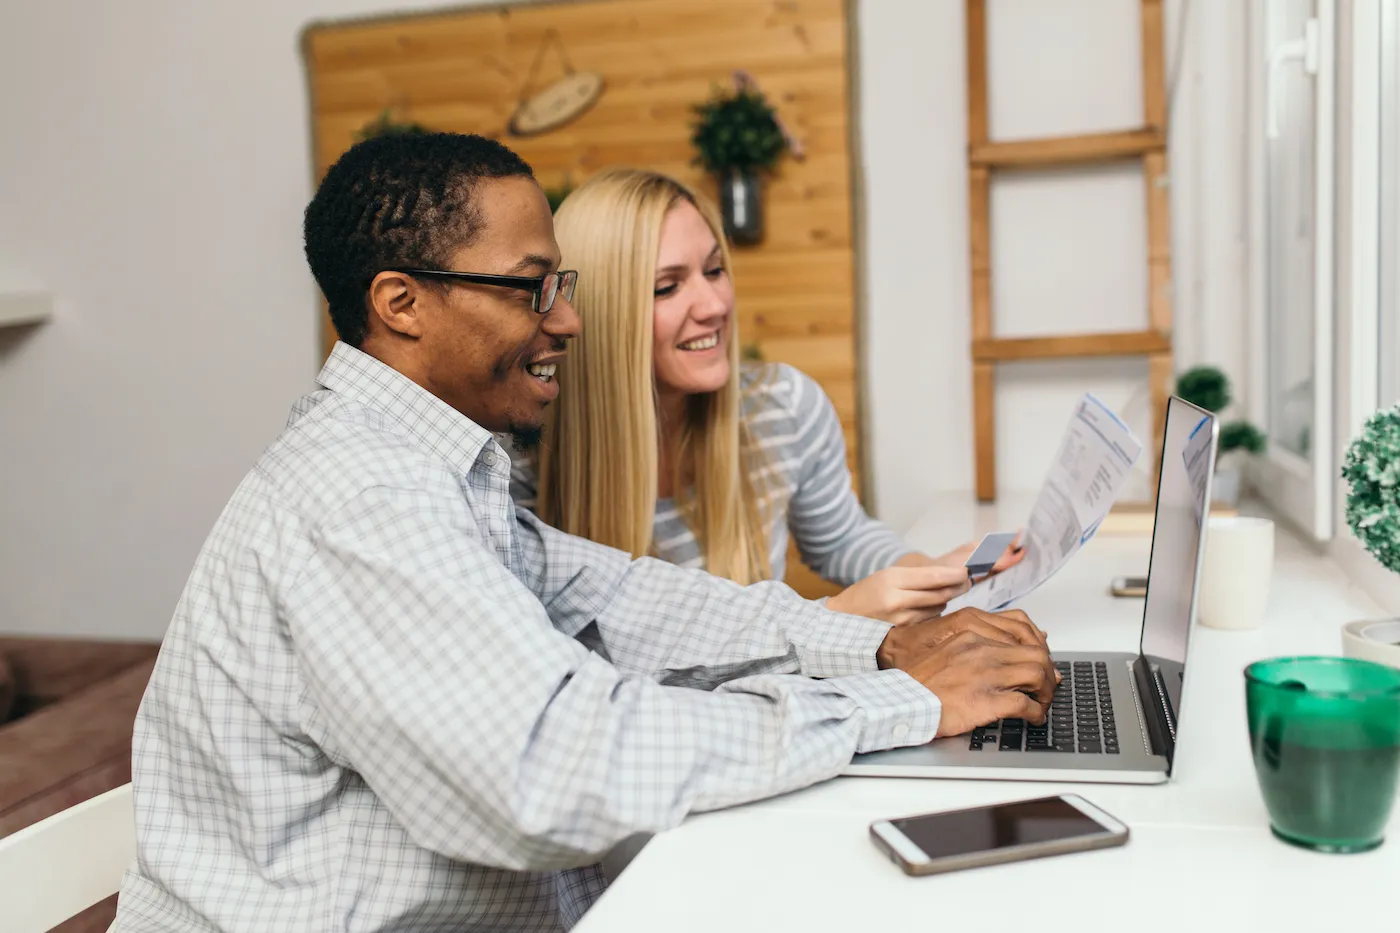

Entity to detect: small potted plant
[1340,404,1400,668]
[690,75,790,245]
[1175,366,1266,506]
[1343,404,1400,575]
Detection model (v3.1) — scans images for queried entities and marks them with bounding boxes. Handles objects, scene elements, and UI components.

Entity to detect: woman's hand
[826,564,973,626]
[917,532,1026,577]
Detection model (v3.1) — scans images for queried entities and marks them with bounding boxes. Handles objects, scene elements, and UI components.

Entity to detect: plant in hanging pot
[1174,365,1266,506]
[690,75,792,246]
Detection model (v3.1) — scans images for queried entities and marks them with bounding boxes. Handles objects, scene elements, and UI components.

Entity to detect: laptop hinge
[1132,655,1176,761]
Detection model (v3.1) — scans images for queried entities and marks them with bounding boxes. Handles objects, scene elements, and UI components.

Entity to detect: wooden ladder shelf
[966,0,1174,501]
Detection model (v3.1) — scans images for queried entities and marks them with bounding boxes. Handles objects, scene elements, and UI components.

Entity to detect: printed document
[948,394,1143,613]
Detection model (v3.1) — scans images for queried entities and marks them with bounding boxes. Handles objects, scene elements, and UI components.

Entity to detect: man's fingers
[989,689,1049,726]
[974,642,1056,694]
[997,608,1048,643]
[945,636,1047,672]
[1030,660,1058,707]
[965,608,1044,648]
[990,659,1054,692]
[955,617,1021,646]
[990,653,1059,709]
[993,608,1046,641]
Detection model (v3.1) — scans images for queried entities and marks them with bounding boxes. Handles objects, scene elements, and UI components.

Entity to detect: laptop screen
[1138,398,1217,733]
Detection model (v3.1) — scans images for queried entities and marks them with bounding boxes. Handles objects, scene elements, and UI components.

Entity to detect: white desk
[576,498,1400,932]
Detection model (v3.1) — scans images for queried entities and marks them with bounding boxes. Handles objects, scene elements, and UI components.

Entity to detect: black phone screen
[893,796,1108,860]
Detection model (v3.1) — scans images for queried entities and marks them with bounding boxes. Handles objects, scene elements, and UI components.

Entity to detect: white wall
[859,0,1249,520]
[0,0,1250,640]
[0,0,442,641]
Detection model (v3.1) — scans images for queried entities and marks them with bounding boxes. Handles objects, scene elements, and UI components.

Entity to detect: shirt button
[482,451,498,467]
[892,722,910,740]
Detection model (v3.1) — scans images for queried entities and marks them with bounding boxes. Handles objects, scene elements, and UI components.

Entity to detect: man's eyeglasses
[394,268,578,315]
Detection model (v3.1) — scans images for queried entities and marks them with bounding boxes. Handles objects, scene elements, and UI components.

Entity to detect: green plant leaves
[690,87,787,174]
[1176,365,1231,413]
[543,178,574,213]
[1343,405,1400,574]
[354,108,432,142]
[1220,420,1267,455]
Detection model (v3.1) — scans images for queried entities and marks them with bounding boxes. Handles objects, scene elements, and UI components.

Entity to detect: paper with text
[948,394,1143,613]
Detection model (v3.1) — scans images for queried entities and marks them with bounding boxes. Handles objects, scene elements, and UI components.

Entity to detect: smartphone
[1111,575,1148,598]
[963,531,1020,576]
[869,794,1129,876]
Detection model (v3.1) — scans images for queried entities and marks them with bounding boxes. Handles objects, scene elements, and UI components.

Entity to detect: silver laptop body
[844,397,1219,785]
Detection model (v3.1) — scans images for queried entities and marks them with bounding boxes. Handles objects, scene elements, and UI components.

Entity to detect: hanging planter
[718,169,763,245]
[690,73,797,246]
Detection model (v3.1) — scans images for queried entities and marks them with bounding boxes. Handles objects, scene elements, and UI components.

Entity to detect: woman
[512,168,1020,624]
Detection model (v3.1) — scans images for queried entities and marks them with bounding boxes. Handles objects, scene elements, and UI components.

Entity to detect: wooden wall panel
[304,0,862,598]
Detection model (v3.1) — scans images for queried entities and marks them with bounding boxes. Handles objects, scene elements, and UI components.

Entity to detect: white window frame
[1330,0,1400,614]
[1380,0,1400,410]
[1245,0,1337,541]
[1349,0,1382,436]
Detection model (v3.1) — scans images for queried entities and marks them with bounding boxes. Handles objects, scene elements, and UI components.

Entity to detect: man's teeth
[678,334,719,351]
[527,362,556,382]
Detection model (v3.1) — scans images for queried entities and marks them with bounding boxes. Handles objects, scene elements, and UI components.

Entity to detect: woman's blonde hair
[535,167,772,584]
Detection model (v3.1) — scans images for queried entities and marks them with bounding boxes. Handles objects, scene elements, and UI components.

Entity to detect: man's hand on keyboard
[876,608,1058,737]
[876,607,1048,662]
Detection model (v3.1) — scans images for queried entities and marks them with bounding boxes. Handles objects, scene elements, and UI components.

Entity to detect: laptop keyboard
[967,661,1120,754]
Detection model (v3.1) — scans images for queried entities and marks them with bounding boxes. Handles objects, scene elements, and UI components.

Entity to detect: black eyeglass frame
[392,268,578,314]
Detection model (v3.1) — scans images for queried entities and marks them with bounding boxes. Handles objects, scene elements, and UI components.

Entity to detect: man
[115,133,1055,933]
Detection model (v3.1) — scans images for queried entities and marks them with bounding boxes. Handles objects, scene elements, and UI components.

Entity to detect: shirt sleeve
[779,365,915,585]
[284,481,941,873]
[514,508,895,684]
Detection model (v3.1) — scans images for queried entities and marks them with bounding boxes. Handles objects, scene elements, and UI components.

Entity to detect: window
[1380,1,1400,410]
[1322,0,1400,612]
[1247,0,1336,540]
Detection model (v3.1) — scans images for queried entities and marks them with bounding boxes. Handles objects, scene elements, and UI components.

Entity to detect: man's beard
[498,336,565,451]
[507,421,543,451]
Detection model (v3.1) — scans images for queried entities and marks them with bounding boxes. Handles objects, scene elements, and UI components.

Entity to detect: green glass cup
[1245,656,1400,853]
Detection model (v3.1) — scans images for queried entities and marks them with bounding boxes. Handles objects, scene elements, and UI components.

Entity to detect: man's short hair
[303,132,535,347]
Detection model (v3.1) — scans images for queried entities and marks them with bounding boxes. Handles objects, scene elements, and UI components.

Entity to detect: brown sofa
[0,636,159,932]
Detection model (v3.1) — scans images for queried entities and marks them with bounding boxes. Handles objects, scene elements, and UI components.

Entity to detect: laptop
[844,396,1219,785]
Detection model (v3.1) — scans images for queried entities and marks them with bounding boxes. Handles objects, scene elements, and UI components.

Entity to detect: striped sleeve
[776,364,914,585]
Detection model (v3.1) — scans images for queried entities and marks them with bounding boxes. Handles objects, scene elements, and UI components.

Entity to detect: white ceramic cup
[1341,619,1400,670]
[1196,516,1275,630]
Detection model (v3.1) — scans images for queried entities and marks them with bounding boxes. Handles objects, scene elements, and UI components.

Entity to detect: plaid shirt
[115,343,941,933]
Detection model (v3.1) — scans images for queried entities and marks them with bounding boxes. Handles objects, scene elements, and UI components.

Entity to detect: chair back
[0,783,134,933]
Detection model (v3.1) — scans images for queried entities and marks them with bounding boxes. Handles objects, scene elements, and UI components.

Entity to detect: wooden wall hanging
[507,28,604,136]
